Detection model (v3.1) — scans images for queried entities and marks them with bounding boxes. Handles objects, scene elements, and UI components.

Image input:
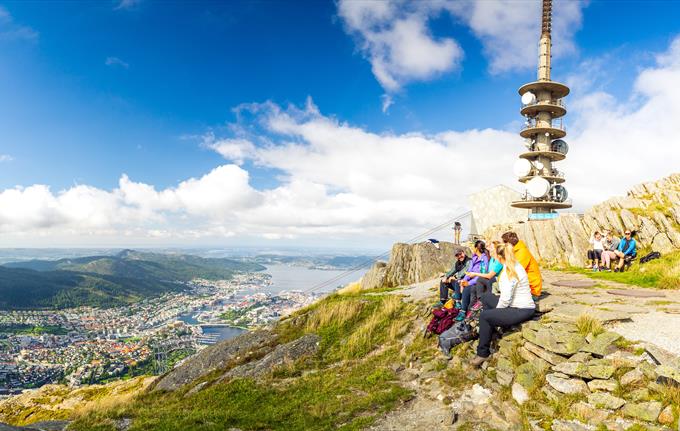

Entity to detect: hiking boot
[470,355,489,368]
[614,268,620,273]
[454,310,466,321]
[470,300,482,312]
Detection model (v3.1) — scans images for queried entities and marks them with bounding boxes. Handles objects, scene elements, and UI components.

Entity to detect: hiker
[455,240,490,321]
[501,232,542,300]
[470,243,535,367]
[435,248,471,307]
[587,231,605,271]
[464,240,504,313]
[614,229,637,272]
[453,222,462,244]
[601,232,620,271]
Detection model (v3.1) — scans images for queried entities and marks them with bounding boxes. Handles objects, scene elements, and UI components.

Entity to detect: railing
[521,98,566,110]
[525,169,565,178]
[521,118,565,132]
[518,192,572,205]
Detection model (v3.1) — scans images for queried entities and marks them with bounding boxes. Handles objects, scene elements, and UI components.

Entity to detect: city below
[0,270,322,397]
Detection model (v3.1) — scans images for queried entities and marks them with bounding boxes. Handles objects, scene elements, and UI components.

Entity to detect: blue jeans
[439,280,461,302]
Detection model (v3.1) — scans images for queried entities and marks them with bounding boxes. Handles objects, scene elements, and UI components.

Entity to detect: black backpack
[438,321,477,354]
[640,251,661,264]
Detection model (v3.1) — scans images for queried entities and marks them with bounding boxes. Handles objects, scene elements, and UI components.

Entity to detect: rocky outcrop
[153,330,277,392]
[484,173,680,266]
[361,241,463,290]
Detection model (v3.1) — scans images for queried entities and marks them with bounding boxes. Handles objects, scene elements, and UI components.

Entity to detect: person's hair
[489,240,502,259]
[496,243,519,281]
[594,231,601,236]
[501,231,519,246]
[474,240,489,258]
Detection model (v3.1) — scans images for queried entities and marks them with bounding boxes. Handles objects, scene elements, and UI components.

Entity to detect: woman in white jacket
[471,243,535,367]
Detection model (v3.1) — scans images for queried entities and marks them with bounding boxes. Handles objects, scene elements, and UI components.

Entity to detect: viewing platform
[519,123,566,139]
[519,149,566,162]
[520,99,567,117]
[519,80,570,99]
[519,172,566,184]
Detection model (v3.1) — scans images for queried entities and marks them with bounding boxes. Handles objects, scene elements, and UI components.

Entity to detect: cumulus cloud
[105,56,130,69]
[4,36,680,246]
[337,0,586,92]
[0,6,38,42]
[0,154,12,162]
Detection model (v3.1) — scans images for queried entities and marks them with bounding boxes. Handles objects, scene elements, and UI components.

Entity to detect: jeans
[477,292,535,358]
[439,280,461,302]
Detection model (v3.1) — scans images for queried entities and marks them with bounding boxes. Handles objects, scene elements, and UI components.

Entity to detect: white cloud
[337,0,586,91]
[0,6,38,42]
[0,154,12,162]
[105,56,130,69]
[4,36,680,247]
[114,0,141,11]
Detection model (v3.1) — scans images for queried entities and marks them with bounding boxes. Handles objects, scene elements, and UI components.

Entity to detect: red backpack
[425,306,459,336]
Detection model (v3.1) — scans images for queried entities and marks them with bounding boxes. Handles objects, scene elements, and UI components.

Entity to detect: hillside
[0,250,265,310]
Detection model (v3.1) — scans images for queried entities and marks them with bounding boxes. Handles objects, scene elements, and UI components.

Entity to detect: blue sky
[1,0,680,248]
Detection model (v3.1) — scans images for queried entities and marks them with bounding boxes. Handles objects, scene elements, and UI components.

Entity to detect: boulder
[621,401,663,423]
[546,373,590,395]
[553,362,591,379]
[524,341,566,365]
[154,330,276,392]
[522,324,586,356]
[221,334,320,380]
[587,392,626,410]
[620,368,645,386]
[587,379,618,392]
[580,332,621,358]
[655,365,680,387]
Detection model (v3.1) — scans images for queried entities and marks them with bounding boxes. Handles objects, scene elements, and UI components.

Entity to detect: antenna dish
[551,184,569,202]
[513,159,532,177]
[521,92,536,105]
[527,177,550,198]
[533,161,544,170]
[552,139,569,155]
[523,138,532,148]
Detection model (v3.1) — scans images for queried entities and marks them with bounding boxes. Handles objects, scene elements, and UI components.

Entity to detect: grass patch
[563,250,680,289]
[575,314,604,337]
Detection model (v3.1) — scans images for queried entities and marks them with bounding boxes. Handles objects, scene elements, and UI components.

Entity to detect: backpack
[438,321,477,354]
[426,307,458,336]
[640,251,661,264]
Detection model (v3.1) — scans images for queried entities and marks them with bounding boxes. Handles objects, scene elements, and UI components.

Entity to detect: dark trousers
[439,280,461,302]
[587,249,603,261]
[477,292,534,358]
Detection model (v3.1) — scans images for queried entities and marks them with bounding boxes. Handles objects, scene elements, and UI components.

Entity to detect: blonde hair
[489,240,502,260]
[496,243,518,281]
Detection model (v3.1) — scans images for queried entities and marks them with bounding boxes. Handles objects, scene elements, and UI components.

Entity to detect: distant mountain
[0,250,265,310]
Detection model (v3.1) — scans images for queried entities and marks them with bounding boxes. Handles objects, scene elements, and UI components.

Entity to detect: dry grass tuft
[304,299,365,333]
[575,314,604,337]
[342,296,403,358]
[337,281,362,296]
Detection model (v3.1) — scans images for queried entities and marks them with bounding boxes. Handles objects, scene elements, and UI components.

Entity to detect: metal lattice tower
[512,0,571,218]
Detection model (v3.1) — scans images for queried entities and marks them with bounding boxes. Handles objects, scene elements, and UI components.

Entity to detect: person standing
[501,232,542,299]
[453,222,462,245]
[470,243,535,367]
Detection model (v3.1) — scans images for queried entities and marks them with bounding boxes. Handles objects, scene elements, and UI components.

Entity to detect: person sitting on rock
[435,248,471,308]
[455,240,490,321]
[501,231,542,300]
[614,230,637,272]
[601,231,620,271]
[464,240,504,314]
[470,243,535,367]
[587,231,605,271]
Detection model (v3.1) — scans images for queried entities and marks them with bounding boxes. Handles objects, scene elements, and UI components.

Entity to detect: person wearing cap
[435,248,470,308]
[614,230,637,272]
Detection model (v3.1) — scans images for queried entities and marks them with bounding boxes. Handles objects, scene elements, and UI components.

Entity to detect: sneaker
[592,267,599,272]
[470,355,490,368]
[453,292,462,300]
[432,300,445,309]
[465,310,474,319]
[470,300,482,312]
[614,268,620,273]
[455,310,466,321]
[455,300,462,309]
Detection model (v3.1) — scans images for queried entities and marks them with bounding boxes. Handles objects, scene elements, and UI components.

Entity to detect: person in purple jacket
[455,240,490,321]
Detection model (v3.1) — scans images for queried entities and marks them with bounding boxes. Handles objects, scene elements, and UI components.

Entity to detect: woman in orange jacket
[501,232,542,299]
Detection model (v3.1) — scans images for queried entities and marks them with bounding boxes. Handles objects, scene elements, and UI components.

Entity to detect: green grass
[564,250,680,289]
[574,315,604,337]
[68,293,416,431]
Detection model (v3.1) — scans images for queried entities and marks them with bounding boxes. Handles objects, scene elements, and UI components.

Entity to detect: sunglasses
[625,232,631,235]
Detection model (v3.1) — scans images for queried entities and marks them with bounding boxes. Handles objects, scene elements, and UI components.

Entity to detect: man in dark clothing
[434,249,470,307]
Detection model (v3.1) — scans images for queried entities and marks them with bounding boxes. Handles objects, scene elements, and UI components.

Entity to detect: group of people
[586,229,637,272]
[435,231,541,367]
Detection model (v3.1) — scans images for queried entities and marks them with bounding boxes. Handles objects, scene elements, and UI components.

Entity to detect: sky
[0,0,679,249]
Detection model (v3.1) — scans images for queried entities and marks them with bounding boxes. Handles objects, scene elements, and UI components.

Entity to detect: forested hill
[0,250,265,310]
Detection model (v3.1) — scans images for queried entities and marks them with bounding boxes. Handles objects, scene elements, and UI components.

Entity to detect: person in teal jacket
[614,230,637,272]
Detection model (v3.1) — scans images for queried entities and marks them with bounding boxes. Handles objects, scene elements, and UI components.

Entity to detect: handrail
[521,98,566,110]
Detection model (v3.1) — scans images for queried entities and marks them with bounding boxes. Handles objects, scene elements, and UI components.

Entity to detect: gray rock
[524,341,566,365]
[627,388,650,402]
[587,359,616,379]
[587,392,626,410]
[553,361,591,379]
[572,402,610,424]
[658,405,674,425]
[522,324,586,356]
[515,362,540,390]
[512,382,530,405]
[0,425,40,431]
[570,352,593,363]
[587,378,618,392]
[621,401,663,422]
[496,370,514,387]
[655,364,680,386]
[580,332,621,358]
[222,334,320,380]
[605,350,646,368]
[25,423,69,431]
[620,368,645,386]
[546,373,590,395]
[154,330,276,391]
[551,419,595,431]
